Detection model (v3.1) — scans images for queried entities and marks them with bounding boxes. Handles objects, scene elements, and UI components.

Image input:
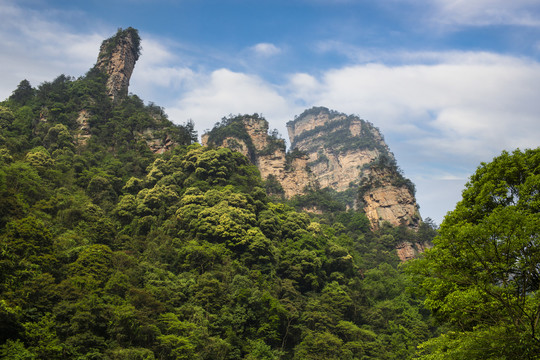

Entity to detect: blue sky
[2,0,540,224]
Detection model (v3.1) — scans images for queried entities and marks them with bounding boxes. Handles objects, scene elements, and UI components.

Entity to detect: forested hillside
[7,27,539,360]
[0,30,441,359]
[4,28,540,360]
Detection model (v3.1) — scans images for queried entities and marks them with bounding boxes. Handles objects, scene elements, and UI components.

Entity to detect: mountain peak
[95,27,141,102]
[205,108,421,232]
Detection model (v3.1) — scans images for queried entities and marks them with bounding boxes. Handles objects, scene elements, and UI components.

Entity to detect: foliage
[264,174,285,198]
[0,62,438,359]
[205,114,259,162]
[290,187,346,213]
[205,114,285,163]
[289,107,386,155]
[357,153,417,203]
[99,27,142,63]
[408,148,540,359]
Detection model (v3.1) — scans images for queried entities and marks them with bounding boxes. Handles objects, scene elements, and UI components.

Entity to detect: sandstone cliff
[69,28,192,153]
[358,167,420,229]
[288,108,388,192]
[396,241,431,262]
[203,108,420,232]
[202,114,316,198]
[288,107,421,229]
[95,27,140,102]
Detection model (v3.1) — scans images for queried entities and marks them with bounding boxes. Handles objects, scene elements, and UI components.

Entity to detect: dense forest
[1,28,539,360]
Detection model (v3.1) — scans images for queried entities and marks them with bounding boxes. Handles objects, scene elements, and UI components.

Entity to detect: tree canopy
[0,70,438,359]
[408,148,540,359]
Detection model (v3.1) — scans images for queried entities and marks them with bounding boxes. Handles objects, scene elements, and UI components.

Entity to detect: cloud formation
[163,51,540,167]
[2,1,540,223]
[0,1,104,96]
[165,69,297,133]
[430,0,540,27]
[157,51,540,222]
[251,43,282,57]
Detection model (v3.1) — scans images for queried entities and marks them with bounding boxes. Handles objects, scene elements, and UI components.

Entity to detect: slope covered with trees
[0,32,438,359]
[4,26,538,360]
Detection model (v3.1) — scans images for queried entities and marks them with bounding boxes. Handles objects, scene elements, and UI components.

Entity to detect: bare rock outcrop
[287,109,388,193]
[204,108,421,230]
[203,115,317,198]
[287,107,420,229]
[95,27,140,102]
[70,28,190,154]
[75,109,92,145]
[396,241,431,262]
[362,181,420,229]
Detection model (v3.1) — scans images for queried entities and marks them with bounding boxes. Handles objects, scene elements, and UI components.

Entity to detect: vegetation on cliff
[0,64,437,359]
[3,28,536,360]
[206,114,286,163]
[98,27,142,66]
[289,107,386,156]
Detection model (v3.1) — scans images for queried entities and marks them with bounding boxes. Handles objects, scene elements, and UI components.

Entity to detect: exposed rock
[288,109,389,193]
[307,148,379,192]
[69,28,190,154]
[202,135,250,158]
[204,108,421,232]
[137,129,175,154]
[363,184,420,229]
[259,150,313,198]
[75,109,92,145]
[203,115,317,198]
[396,241,431,262]
[39,108,49,122]
[288,107,420,229]
[95,27,140,102]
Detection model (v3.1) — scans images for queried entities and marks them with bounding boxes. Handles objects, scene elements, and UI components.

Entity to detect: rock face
[359,168,420,229]
[72,28,189,154]
[137,128,176,154]
[288,107,420,229]
[75,109,92,145]
[202,115,316,198]
[203,108,421,230]
[396,241,431,262]
[95,27,140,102]
[288,109,388,193]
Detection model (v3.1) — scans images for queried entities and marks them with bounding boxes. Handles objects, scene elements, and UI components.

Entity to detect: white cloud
[430,0,540,27]
[166,69,297,135]
[251,43,282,57]
[288,73,321,102]
[157,50,540,222]
[284,55,540,160]
[129,36,197,104]
[283,53,540,222]
[0,1,105,98]
[2,1,540,224]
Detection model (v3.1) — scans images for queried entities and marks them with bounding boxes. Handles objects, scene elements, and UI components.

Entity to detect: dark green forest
[1,32,539,359]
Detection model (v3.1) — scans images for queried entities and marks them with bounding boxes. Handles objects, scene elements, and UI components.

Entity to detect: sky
[2,0,540,224]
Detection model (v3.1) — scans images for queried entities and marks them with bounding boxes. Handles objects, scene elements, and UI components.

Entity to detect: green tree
[9,79,35,105]
[409,148,540,359]
[293,331,353,360]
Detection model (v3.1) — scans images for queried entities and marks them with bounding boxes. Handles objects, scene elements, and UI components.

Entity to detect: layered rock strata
[75,29,183,154]
[396,241,431,262]
[288,110,387,192]
[288,107,420,229]
[203,109,421,231]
